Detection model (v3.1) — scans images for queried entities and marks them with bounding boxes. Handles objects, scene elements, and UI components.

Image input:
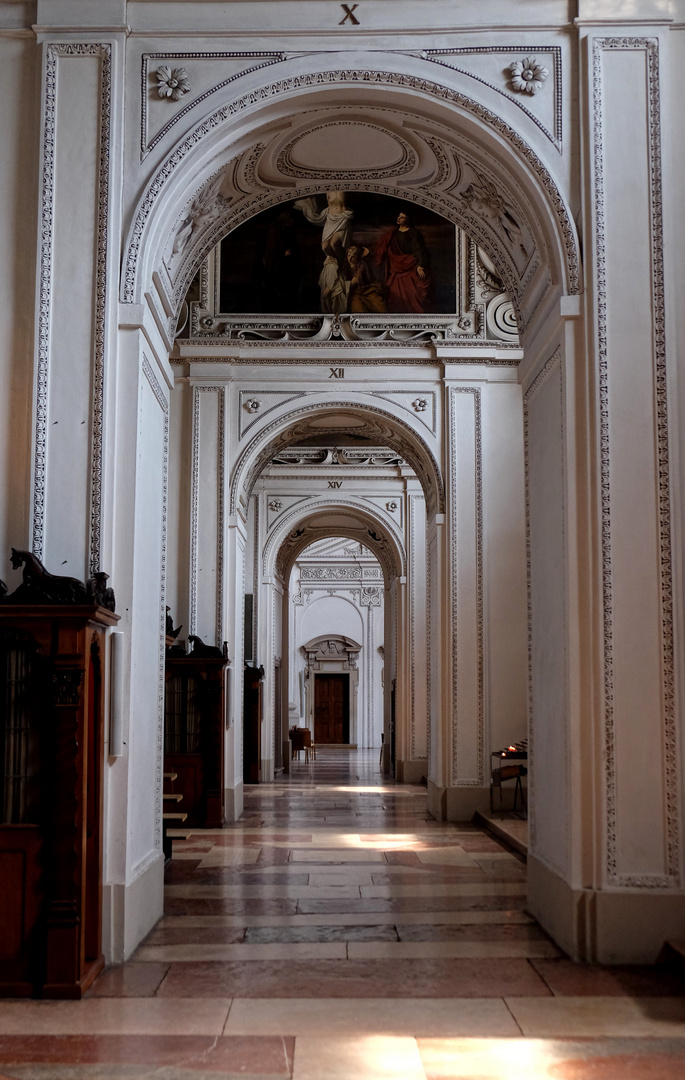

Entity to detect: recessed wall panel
[594,39,675,886]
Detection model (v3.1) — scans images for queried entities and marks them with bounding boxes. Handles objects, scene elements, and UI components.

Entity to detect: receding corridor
[0,750,684,1077]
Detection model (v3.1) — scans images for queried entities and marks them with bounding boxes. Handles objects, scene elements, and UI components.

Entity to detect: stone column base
[223,782,244,823]
[102,851,164,964]
[396,758,427,784]
[528,853,685,964]
[427,781,491,821]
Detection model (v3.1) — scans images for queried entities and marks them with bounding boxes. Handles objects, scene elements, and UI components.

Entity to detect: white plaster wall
[166,380,192,641]
[481,381,528,754]
[300,595,364,648]
[667,25,685,873]
[526,350,569,880]
[126,363,167,873]
[0,32,38,579]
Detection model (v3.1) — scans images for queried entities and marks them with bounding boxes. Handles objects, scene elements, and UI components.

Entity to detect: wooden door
[314,675,349,744]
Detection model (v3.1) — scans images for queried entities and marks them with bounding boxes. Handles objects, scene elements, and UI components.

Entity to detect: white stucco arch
[120,51,580,339]
[231,398,444,522]
[263,500,406,766]
[265,499,408,583]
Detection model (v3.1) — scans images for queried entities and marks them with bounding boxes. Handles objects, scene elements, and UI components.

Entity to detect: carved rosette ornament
[245,399,261,413]
[412,398,428,412]
[508,57,549,95]
[155,66,191,101]
[268,500,282,512]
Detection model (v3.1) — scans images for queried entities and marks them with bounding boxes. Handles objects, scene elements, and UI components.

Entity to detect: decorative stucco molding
[142,355,170,852]
[449,387,484,788]
[422,46,562,150]
[140,51,287,157]
[265,498,407,581]
[122,68,579,311]
[592,37,678,889]
[33,43,112,575]
[238,390,307,439]
[155,65,191,101]
[523,345,564,868]
[190,386,226,646]
[231,400,445,519]
[509,57,549,96]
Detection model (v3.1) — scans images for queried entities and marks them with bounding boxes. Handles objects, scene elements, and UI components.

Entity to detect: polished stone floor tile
[224,997,520,1037]
[289,849,385,863]
[135,941,347,962]
[346,940,560,960]
[0,999,232,1036]
[530,958,685,997]
[291,1034,425,1079]
[142,925,248,945]
[359,882,526,898]
[244,924,399,943]
[396,921,549,943]
[157,957,551,998]
[165,884,363,899]
[295,895,528,913]
[0,1035,295,1079]
[416,1037,685,1079]
[85,962,170,998]
[506,995,685,1037]
[158,909,534,929]
[4,748,682,1077]
[0,1035,216,1065]
[164,897,299,916]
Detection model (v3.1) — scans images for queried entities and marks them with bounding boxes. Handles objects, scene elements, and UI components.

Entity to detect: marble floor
[1,749,684,1078]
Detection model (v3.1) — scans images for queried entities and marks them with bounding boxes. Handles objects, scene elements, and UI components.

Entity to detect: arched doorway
[11,0,679,973]
[245,441,418,787]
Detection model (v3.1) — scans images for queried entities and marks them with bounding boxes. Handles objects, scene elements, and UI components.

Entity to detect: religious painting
[218,192,457,316]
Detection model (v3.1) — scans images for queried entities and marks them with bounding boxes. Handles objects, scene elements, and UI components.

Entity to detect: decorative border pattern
[252,493,260,665]
[426,532,436,783]
[449,388,484,787]
[142,356,170,852]
[33,43,112,572]
[177,351,520,364]
[593,37,678,888]
[122,69,579,307]
[140,51,286,158]
[216,388,226,647]
[237,533,246,779]
[422,46,563,151]
[523,346,563,864]
[190,386,226,645]
[409,492,417,759]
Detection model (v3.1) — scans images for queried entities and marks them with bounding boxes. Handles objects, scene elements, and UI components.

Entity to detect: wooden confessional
[0,605,118,998]
[164,654,228,827]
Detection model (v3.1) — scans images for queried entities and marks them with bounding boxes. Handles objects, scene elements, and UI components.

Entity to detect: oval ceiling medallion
[308,415,367,429]
[278,122,417,179]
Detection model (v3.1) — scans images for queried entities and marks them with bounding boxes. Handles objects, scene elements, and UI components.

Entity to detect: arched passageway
[239,418,426,788]
[2,1,677,986]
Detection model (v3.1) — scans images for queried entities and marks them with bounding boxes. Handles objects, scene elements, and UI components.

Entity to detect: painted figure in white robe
[318,255,347,314]
[293,191,354,265]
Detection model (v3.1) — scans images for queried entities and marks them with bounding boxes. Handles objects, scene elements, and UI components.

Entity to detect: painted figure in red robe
[374,210,431,313]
